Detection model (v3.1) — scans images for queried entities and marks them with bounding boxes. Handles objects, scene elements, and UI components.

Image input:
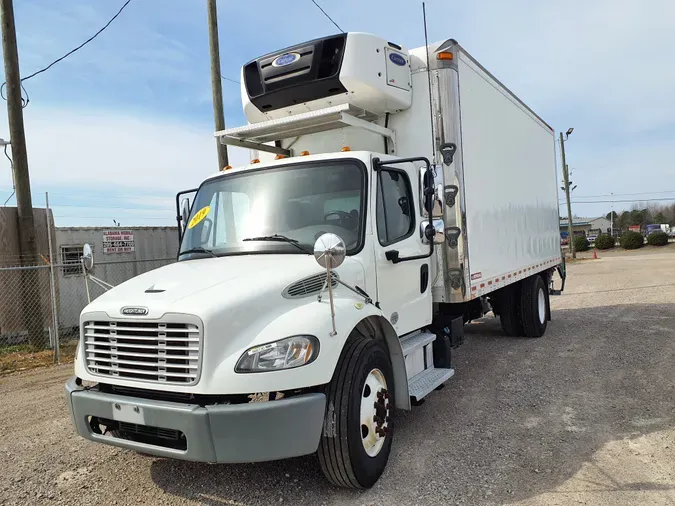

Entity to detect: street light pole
[560,129,575,259]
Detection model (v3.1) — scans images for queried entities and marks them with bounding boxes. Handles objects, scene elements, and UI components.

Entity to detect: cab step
[409,367,455,402]
[400,330,436,356]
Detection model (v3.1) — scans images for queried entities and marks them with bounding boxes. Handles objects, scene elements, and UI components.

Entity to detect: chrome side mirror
[180,198,191,232]
[420,219,446,245]
[81,243,94,273]
[419,167,444,218]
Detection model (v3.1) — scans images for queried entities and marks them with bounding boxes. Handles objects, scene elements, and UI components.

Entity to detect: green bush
[573,235,590,252]
[594,234,615,250]
[619,231,644,250]
[647,231,669,246]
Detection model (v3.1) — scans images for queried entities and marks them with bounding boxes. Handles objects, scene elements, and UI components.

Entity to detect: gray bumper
[64,376,326,463]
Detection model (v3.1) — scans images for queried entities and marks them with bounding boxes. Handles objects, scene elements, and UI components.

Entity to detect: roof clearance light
[437,51,454,60]
[220,165,232,171]
[251,159,260,164]
[275,154,286,160]
[300,151,310,156]
[341,146,351,152]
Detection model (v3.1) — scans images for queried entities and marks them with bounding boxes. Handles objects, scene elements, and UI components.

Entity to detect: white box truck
[65,32,565,488]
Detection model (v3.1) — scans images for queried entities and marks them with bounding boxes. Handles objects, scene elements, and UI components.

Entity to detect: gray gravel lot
[1,246,674,506]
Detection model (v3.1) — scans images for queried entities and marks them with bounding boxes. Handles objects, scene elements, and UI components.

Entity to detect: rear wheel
[498,283,524,337]
[318,335,394,489]
[520,275,548,337]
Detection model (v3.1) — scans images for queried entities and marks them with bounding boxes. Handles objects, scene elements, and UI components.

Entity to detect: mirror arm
[387,248,434,264]
[373,156,432,172]
[380,155,437,264]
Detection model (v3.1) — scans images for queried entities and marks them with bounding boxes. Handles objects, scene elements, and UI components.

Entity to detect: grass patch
[0,341,77,375]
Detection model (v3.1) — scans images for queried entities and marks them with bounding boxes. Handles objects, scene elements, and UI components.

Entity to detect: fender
[205,296,408,407]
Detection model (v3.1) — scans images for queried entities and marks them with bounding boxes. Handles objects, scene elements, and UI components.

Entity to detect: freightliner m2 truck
[65,32,565,488]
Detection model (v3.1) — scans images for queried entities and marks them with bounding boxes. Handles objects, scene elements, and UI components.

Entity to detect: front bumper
[64,376,326,463]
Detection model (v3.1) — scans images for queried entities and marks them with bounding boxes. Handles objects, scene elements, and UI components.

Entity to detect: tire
[499,283,524,337]
[519,275,548,338]
[318,335,394,489]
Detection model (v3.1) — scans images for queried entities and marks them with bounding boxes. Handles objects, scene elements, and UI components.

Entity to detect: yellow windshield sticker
[187,205,211,229]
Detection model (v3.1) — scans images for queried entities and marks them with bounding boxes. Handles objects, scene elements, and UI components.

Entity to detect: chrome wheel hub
[360,368,390,457]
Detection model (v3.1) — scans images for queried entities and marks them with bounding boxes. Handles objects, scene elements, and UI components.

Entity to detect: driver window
[376,168,415,246]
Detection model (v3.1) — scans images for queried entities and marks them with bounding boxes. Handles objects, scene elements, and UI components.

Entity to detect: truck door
[372,162,433,335]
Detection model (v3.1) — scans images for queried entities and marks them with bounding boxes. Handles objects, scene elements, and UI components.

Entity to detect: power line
[566,190,675,199]
[3,144,15,205]
[221,73,240,85]
[310,0,344,33]
[0,189,172,202]
[53,215,171,220]
[20,0,132,83]
[49,203,171,210]
[560,197,675,205]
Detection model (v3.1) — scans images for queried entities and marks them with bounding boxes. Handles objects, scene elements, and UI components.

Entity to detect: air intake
[282,272,339,299]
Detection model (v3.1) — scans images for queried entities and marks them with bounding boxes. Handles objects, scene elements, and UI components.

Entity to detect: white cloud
[0,104,250,195]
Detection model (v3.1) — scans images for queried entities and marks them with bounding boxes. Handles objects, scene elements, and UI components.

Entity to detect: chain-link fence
[0,257,175,365]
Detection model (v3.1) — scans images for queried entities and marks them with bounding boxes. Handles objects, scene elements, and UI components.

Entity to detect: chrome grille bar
[83,319,202,384]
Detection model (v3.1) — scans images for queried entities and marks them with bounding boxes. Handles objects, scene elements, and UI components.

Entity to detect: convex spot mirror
[420,219,446,245]
[82,243,94,273]
[313,233,346,269]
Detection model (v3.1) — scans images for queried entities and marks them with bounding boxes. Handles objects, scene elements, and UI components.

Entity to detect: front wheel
[318,335,394,489]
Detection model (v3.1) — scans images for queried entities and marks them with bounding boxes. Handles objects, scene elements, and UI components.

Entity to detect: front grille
[84,319,201,384]
[282,272,339,298]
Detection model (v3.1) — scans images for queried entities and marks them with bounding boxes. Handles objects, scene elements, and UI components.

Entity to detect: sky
[0,0,674,227]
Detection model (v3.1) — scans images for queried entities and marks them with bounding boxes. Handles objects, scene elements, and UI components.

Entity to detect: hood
[83,254,366,320]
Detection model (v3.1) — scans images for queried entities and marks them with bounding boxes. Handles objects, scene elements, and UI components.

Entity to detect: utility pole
[610,194,614,235]
[560,131,575,259]
[1,0,44,348]
[207,0,229,170]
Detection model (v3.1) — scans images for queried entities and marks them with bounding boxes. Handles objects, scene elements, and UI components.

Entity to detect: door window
[376,169,415,246]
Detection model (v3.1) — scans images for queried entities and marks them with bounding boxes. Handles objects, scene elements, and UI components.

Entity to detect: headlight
[235,335,320,373]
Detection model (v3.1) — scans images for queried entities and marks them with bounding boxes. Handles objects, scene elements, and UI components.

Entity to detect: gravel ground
[1,247,674,506]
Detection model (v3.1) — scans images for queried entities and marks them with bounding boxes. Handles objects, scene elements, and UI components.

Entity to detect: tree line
[605,202,675,230]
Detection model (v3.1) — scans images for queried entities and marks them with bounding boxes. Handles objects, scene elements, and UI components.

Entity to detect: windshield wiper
[178,247,217,258]
[243,234,312,254]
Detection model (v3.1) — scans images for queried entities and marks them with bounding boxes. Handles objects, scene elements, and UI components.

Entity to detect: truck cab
[65,32,562,489]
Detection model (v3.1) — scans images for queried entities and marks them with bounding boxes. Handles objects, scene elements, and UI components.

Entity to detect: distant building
[0,209,178,345]
[559,216,611,236]
[55,226,178,330]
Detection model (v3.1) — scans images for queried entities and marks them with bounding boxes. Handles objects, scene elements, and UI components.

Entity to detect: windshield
[179,160,366,259]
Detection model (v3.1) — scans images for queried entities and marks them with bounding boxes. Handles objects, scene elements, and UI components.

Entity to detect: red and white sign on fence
[102,230,135,254]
